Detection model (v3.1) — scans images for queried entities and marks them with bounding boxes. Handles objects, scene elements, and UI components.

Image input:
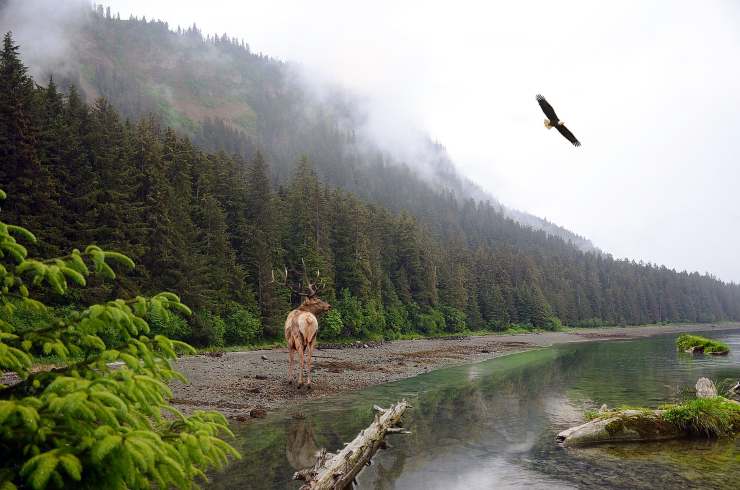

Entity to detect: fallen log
[556,409,681,446]
[294,400,410,489]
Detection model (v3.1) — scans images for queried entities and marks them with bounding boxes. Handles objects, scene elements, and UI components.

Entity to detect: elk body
[275,261,331,388]
[285,296,330,387]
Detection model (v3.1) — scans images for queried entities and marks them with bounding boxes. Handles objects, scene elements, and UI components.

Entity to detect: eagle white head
[544,118,553,129]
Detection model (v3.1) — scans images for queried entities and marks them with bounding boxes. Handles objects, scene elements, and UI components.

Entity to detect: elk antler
[270,265,304,296]
[301,259,326,298]
[270,260,325,298]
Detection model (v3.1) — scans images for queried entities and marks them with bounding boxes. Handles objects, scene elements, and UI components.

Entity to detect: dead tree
[294,400,410,489]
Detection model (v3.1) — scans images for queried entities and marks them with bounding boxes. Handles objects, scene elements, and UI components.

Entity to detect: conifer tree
[0,33,56,254]
[243,151,287,334]
[0,189,240,488]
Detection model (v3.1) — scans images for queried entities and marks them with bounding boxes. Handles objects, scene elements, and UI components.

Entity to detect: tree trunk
[294,400,410,489]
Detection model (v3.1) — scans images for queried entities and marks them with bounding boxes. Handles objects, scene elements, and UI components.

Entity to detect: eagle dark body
[536,94,581,147]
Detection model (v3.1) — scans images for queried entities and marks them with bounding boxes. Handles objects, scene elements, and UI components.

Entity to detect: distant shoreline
[170,322,740,419]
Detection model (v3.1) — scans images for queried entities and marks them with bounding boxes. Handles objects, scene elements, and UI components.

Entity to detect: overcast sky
[100,1,740,282]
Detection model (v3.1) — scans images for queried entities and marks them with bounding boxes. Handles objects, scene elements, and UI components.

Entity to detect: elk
[273,260,331,389]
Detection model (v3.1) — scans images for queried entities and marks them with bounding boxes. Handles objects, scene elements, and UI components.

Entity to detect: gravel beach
[170,322,740,419]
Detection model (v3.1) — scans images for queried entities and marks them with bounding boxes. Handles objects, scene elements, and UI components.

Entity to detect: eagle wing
[556,124,581,147]
[536,94,559,122]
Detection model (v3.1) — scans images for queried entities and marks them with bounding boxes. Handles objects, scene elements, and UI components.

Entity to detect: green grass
[662,397,740,437]
[583,397,740,438]
[676,334,730,354]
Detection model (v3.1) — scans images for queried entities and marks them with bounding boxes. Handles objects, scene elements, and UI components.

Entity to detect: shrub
[337,288,365,337]
[0,191,239,489]
[148,308,190,340]
[440,306,467,333]
[223,305,261,345]
[414,307,445,335]
[190,311,226,347]
[385,303,409,336]
[542,315,563,331]
[320,309,343,339]
[363,298,386,335]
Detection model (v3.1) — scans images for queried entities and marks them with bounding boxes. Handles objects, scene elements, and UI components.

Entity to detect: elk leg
[306,341,314,388]
[296,341,305,387]
[287,342,295,385]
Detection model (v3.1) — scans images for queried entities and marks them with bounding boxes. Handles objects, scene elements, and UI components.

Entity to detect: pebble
[250,408,267,418]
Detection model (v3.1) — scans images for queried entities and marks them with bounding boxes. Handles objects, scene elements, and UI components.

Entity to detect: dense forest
[1,15,739,346]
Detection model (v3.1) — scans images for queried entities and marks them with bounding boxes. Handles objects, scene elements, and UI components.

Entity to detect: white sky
[101,0,740,282]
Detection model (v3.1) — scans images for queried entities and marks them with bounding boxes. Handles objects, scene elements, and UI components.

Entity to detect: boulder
[696,377,717,398]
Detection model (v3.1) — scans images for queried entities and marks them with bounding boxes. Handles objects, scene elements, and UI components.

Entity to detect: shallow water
[208,331,740,489]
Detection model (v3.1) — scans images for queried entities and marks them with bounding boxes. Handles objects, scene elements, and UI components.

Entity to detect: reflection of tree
[206,418,294,490]
[360,348,569,486]
[286,419,321,471]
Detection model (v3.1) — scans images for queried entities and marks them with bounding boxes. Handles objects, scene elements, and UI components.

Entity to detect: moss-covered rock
[676,334,730,355]
[558,397,740,447]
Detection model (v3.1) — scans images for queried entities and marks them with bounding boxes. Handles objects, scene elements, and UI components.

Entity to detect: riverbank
[171,323,740,419]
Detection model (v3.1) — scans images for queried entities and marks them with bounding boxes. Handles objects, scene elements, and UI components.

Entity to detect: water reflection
[209,332,739,489]
[286,419,321,472]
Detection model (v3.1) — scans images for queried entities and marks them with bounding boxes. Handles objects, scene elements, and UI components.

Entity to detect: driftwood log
[294,400,410,489]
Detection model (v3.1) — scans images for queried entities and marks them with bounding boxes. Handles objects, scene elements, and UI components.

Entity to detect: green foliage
[0,191,239,488]
[363,298,387,333]
[676,334,730,354]
[147,309,190,341]
[662,397,740,437]
[336,289,364,337]
[440,306,467,333]
[542,315,563,331]
[385,303,409,338]
[320,309,343,339]
[190,311,226,347]
[223,304,261,345]
[413,307,446,336]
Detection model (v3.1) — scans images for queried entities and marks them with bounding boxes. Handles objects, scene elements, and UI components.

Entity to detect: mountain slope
[0,4,596,251]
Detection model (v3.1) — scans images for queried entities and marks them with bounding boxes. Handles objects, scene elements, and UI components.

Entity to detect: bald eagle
[536,94,581,147]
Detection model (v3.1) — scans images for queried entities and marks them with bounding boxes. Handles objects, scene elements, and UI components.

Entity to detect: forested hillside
[1,13,739,345]
[0,3,596,251]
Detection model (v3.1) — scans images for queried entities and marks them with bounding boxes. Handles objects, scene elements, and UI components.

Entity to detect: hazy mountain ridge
[0,3,596,252]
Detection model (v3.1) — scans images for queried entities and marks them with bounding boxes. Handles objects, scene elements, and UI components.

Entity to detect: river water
[208,331,740,489]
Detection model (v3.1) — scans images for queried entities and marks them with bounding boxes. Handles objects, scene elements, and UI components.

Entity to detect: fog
[0,0,87,79]
[5,1,740,282]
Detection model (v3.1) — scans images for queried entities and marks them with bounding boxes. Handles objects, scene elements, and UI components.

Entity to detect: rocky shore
[169,323,740,419]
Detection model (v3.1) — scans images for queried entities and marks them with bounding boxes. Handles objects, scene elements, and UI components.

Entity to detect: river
[208,331,740,489]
